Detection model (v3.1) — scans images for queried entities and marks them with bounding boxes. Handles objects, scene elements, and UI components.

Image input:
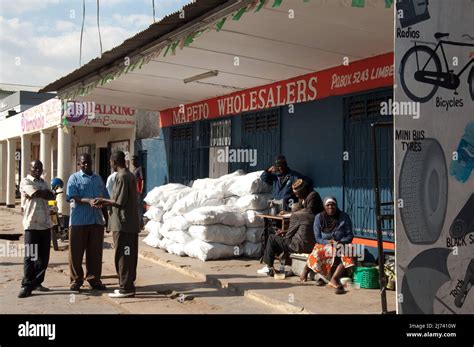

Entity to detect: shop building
[40,0,395,250]
[0,98,157,218]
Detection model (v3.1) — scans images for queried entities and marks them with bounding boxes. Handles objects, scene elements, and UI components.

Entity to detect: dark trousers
[69,224,104,286]
[263,234,292,268]
[22,229,51,290]
[113,231,138,292]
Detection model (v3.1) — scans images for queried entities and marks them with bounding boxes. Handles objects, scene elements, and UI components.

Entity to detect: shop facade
[160,53,395,249]
[0,98,157,217]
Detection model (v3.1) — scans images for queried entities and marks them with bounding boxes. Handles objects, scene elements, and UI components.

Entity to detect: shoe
[33,285,50,292]
[90,284,107,291]
[334,286,345,295]
[108,289,135,298]
[70,283,82,292]
[257,265,273,275]
[315,279,326,287]
[18,287,32,298]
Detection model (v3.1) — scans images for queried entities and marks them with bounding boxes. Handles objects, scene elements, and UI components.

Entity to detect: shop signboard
[65,101,137,129]
[160,52,394,127]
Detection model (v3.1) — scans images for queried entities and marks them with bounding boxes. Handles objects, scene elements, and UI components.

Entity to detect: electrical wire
[152,0,156,22]
[97,0,103,56]
[79,0,86,66]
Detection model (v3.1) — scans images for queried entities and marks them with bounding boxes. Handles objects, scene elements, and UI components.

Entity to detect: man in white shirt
[18,160,56,298]
[106,169,117,198]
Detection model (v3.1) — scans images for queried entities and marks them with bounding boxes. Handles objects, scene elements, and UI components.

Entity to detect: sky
[0,0,191,91]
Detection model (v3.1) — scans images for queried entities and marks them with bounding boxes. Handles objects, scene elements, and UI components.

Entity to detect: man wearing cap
[260,155,309,211]
[257,178,322,276]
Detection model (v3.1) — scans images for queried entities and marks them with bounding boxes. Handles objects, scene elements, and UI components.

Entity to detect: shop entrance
[209,118,231,178]
[98,147,109,184]
[169,124,194,184]
[343,89,394,242]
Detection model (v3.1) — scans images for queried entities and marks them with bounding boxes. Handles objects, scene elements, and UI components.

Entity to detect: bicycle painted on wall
[400,32,474,102]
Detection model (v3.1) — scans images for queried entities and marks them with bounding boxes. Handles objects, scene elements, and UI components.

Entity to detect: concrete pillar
[40,130,52,184]
[57,125,71,216]
[0,141,7,205]
[21,134,31,180]
[6,138,17,207]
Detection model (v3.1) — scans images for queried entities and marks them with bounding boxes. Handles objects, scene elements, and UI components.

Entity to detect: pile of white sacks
[142,170,272,261]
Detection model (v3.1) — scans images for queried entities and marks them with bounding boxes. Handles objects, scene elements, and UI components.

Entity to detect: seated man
[257,179,320,276]
[261,155,310,211]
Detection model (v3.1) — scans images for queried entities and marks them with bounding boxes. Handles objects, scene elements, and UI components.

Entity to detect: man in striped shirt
[66,153,109,292]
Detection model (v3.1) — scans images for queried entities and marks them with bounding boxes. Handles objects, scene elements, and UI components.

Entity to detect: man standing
[18,160,56,298]
[97,151,140,298]
[260,155,309,211]
[66,153,109,292]
[131,155,144,229]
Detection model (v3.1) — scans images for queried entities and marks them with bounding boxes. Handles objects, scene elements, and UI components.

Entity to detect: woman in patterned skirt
[300,196,354,294]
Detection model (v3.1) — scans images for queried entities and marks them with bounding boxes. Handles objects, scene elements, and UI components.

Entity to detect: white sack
[144,206,164,222]
[163,215,190,231]
[171,189,224,214]
[227,171,271,196]
[162,187,195,211]
[166,240,187,257]
[243,209,268,227]
[144,183,187,206]
[188,225,246,246]
[184,239,243,261]
[159,227,192,244]
[235,194,271,211]
[184,206,245,227]
[246,227,264,243]
[243,241,263,258]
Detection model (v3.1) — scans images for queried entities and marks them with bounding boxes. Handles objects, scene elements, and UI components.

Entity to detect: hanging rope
[97,0,103,56]
[79,0,85,66]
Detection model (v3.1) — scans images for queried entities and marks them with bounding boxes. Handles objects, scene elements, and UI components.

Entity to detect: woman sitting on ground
[300,196,354,294]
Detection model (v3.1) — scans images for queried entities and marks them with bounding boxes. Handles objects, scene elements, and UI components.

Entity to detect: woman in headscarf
[300,196,354,294]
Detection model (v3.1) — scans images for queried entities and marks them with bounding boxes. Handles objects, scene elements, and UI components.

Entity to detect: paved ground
[0,206,396,314]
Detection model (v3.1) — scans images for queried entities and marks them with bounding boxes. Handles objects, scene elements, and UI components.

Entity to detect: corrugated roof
[40,0,235,93]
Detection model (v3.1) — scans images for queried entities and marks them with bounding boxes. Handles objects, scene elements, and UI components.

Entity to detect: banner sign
[160,52,394,127]
[64,101,136,128]
[21,98,62,134]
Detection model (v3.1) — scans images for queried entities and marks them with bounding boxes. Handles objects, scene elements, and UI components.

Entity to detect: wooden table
[256,214,291,263]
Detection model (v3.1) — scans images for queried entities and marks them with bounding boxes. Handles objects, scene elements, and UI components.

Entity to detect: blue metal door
[170,125,193,184]
[232,109,281,172]
[343,89,394,242]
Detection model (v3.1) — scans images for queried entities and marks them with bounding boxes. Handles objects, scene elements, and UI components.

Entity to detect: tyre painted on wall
[400,248,452,314]
[399,138,448,244]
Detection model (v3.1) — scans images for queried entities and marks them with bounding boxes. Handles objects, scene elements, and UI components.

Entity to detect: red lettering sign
[160,52,393,127]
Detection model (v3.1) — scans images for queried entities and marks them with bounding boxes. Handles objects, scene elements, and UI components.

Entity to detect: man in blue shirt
[260,155,309,211]
[66,153,109,292]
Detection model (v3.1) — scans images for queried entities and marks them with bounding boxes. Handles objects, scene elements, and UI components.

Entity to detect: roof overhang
[41,0,394,113]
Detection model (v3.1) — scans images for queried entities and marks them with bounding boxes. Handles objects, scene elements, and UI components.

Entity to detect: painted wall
[395,0,473,314]
[280,96,344,205]
[71,126,135,175]
[135,137,169,194]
